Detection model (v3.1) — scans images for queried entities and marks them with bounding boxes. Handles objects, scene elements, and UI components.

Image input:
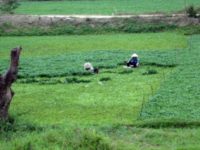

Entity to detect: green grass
[11,66,170,125]
[2,124,200,150]
[103,126,200,149]
[15,0,200,15]
[0,33,187,58]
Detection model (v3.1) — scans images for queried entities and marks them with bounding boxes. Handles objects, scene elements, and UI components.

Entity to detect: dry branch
[0,47,22,121]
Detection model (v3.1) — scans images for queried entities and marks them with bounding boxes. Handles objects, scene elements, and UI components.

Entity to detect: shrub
[0,0,19,14]
[186,5,197,18]
[179,26,200,35]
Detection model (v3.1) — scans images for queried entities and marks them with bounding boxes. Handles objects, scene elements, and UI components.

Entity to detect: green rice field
[16,0,200,15]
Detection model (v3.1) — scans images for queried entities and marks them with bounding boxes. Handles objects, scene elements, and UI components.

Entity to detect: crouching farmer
[127,53,139,68]
[84,62,99,74]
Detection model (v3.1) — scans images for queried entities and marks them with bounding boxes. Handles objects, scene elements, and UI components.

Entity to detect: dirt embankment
[0,14,199,27]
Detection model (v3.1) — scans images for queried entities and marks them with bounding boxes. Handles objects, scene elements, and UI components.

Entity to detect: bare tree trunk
[0,47,22,121]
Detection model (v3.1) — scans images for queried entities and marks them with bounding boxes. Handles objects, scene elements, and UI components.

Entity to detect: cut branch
[0,47,22,121]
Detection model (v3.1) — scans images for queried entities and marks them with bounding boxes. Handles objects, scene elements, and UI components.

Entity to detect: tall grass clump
[1,127,113,150]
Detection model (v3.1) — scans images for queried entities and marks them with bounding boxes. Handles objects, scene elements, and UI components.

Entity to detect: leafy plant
[142,69,158,75]
[99,77,111,82]
[0,50,177,79]
[65,77,91,84]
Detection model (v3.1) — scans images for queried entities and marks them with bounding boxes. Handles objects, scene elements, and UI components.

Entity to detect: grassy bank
[0,21,178,36]
[1,21,199,36]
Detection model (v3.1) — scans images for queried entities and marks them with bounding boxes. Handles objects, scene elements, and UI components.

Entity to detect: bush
[0,0,19,14]
[186,5,197,18]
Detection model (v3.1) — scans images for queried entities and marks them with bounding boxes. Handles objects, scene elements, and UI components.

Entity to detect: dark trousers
[127,62,137,68]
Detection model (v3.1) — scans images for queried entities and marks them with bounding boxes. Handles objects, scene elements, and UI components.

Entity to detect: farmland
[1,32,200,149]
[16,0,200,15]
[140,35,200,122]
[1,0,200,149]
[0,33,186,57]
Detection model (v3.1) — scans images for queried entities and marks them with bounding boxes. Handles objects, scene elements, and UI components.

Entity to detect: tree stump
[0,47,22,121]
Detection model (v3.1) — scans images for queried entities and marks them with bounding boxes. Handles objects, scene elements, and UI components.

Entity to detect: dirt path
[18,13,187,18]
[0,14,199,26]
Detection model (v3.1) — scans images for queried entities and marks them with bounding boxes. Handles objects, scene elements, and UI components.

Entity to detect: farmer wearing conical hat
[127,53,139,68]
[83,62,99,74]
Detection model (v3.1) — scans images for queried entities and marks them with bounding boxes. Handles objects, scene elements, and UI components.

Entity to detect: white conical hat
[131,53,138,57]
[84,62,93,70]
